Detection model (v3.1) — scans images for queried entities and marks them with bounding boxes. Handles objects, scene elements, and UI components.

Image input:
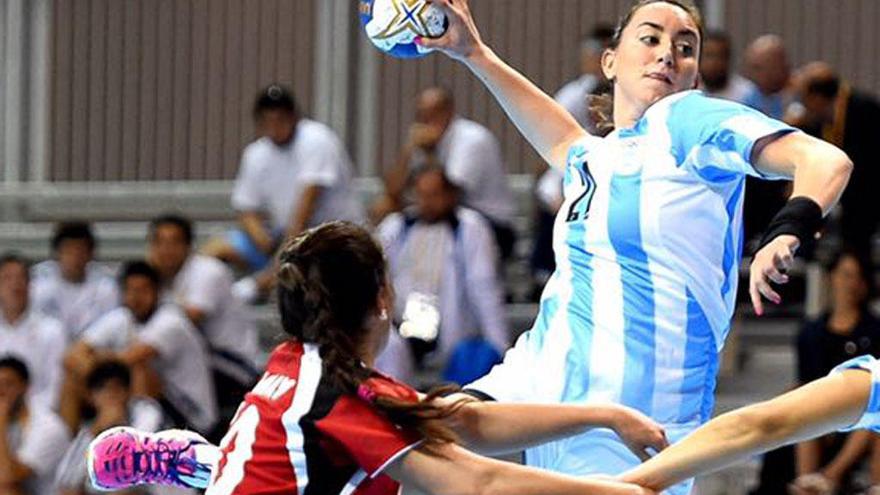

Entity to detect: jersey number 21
[566,162,596,222]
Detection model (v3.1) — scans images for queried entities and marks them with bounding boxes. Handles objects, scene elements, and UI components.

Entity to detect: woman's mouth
[645,72,673,85]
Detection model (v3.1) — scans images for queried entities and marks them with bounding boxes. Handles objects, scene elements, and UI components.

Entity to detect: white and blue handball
[359,0,448,59]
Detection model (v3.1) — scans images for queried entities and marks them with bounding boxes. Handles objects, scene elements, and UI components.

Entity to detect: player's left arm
[748,132,852,315]
[618,368,870,492]
[436,397,667,459]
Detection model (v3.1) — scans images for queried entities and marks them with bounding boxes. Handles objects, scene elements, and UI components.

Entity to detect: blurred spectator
[0,356,70,495]
[742,34,794,119]
[63,261,217,437]
[0,253,65,412]
[55,361,163,495]
[203,84,363,280]
[373,87,517,260]
[789,251,880,494]
[740,35,794,245]
[376,166,509,381]
[31,222,119,339]
[374,327,416,385]
[789,62,880,255]
[147,214,259,427]
[554,24,615,131]
[700,30,750,102]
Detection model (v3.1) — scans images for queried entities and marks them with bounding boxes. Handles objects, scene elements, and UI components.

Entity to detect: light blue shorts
[525,426,695,495]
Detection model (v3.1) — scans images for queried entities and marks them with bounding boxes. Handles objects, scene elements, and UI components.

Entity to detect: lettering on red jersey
[207,341,424,495]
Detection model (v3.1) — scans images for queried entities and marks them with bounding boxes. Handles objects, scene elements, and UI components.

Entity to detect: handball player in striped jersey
[414,0,853,492]
[87,222,666,495]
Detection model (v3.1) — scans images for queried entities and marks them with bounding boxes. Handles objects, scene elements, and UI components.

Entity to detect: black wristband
[756,197,824,253]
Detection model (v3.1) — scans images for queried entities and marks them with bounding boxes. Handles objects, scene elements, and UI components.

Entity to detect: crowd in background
[1,25,880,495]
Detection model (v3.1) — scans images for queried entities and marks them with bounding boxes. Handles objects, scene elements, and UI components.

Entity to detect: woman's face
[831,255,868,309]
[603,2,701,115]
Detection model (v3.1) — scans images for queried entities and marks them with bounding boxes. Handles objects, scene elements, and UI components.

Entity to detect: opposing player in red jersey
[88,221,664,495]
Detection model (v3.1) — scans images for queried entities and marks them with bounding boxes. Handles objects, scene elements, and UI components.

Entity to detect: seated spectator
[63,261,217,437]
[554,24,615,131]
[740,34,795,244]
[790,250,880,493]
[699,30,751,102]
[203,84,364,294]
[376,166,509,381]
[373,87,516,260]
[788,62,880,256]
[0,356,70,495]
[147,214,260,427]
[55,361,163,495]
[0,253,65,412]
[31,221,119,339]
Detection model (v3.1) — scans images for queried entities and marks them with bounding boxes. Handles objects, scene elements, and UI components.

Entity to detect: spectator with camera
[376,165,509,383]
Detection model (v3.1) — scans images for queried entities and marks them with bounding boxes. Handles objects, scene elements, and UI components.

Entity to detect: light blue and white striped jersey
[469,90,796,489]
[833,355,880,432]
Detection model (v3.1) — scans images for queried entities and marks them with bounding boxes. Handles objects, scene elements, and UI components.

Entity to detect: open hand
[749,234,799,316]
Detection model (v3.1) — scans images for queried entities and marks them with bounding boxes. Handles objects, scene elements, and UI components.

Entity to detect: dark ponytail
[276,221,466,447]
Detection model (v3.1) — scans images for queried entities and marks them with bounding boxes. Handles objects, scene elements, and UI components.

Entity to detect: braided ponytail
[276,222,466,447]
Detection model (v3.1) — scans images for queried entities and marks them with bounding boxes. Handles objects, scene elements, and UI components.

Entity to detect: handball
[359,0,448,59]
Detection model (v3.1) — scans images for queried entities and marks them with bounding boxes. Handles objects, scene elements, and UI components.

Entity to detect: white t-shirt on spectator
[0,310,65,411]
[82,306,218,433]
[554,74,601,131]
[231,119,364,232]
[165,254,259,382]
[31,260,119,338]
[8,405,70,495]
[430,118,515,226]
[704,74,752,104]
[377,207,510,361]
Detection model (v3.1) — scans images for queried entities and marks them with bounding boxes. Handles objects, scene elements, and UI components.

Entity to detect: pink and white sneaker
[87,426,219,491]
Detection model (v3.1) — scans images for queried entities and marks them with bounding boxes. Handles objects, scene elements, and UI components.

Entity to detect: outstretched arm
[439,396,667,459]
[388,442,654,495]
[419,0,587,169]
[619,368,870,491]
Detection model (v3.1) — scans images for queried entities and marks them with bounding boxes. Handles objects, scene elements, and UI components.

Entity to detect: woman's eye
[677,43,695,56]
[640,35,660,45]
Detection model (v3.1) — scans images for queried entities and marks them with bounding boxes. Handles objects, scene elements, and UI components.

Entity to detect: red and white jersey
[206,340,422,495]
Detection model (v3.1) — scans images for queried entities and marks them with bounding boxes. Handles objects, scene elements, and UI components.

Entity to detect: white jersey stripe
[281,343,323,495]
[339,469,367,495]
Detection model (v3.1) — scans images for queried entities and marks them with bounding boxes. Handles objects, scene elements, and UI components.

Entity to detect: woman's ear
[376,285,391,321]
[601,48,617,82]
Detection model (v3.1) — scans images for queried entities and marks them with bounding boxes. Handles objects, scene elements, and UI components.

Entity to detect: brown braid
[276,221,466,447]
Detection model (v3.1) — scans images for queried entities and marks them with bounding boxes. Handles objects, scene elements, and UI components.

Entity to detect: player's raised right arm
[419,0,588,169]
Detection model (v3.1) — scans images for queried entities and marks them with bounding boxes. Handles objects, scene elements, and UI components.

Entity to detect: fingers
[763,262,789,284]
[628,443,651,462]
[750,277,765,316]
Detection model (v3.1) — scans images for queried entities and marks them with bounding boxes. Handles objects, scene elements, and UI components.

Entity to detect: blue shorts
[226,229,281,271]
